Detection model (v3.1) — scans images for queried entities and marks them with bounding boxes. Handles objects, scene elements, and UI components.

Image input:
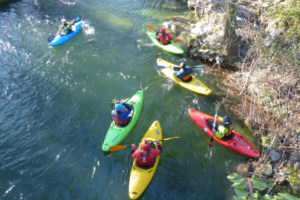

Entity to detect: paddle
[110,98,129,104]
[146,25,181,42]
[108,136,180,152]
[154,65,203,71]
[47,16,81,42]
[209,102,221,148]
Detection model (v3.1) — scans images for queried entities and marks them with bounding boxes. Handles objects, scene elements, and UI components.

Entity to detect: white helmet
[61,19,67,23]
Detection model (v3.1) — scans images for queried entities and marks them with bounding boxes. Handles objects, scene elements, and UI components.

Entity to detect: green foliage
[232,182,247,190]
[251,177,268,191]
[234,196,247,200]
[269,0,300,38]
[234,188,248,197]
[227,173,246,183]
[274,192,300,200]
[227,173,299,200]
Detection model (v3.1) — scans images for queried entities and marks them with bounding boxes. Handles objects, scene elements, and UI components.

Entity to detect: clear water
[0,0,259,199]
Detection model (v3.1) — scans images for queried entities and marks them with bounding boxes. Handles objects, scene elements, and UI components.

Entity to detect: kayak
[156,58,212,95]
[146,30,184,54]
[188,109,260,158]
[102,90,143,151]
[128,121,162,199]
[49,21,83,47]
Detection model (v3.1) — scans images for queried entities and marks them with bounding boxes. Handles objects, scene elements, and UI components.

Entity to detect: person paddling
[131,140,162,168]
[155,27,172,45]
[57,19,75,35]
[111,101,131,126]
[212,115,234,140]
[173,62,193,82]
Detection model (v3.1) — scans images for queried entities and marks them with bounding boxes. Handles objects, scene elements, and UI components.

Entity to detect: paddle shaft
[210,102,220,148]
[108,137,180,152]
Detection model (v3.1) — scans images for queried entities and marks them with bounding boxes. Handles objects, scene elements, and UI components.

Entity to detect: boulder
[276,176,287,186]
[261,163,273,177]
[162,22,176,31]
[270,150,282,162]
[294,162,300,171]
[288,152,300,166]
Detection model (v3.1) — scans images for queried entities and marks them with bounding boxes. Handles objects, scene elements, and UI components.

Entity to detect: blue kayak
[49,21,83,47]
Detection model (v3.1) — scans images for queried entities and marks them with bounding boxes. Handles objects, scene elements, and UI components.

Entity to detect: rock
[294,162,300,171]
[261,163,273,177]
[236,16,248,26]
[270,150,282,162]
[190,26,205,37]
[162,22,176,30]
[276,176,287,186]
[283,138,290,146]
[288,153,300,166]
[236,163,248,175]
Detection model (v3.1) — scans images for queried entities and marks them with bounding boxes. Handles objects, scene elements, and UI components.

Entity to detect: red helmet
[161,27,166,33]
[141,140,150,150]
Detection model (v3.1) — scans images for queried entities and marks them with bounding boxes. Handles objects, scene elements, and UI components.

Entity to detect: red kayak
[189,109,260,158]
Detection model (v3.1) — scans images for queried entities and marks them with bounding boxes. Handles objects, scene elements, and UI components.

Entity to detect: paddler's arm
[155,140,162,153]
[131,144,137,158]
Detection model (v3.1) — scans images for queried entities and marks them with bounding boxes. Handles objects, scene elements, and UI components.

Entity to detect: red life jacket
[112,110,129,125]
[157,33,172,44]
[137,149,154,166]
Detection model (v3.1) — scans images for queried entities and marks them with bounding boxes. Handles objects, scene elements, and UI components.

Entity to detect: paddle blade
[74,16,81,23]
[215,102,221,112]
[146,25,156,31]
[47,36,55,42]
[108,145,128,152]
[154,65,167,70]
[162,136,180,141]
[174,38,180,42]
[209,138,213,148]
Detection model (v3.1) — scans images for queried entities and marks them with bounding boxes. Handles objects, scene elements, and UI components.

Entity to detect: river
[0,0,259,199]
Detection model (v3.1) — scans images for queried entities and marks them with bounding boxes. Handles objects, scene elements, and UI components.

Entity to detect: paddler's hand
[214,115,218,119]
[131,144,136,149]
[212,129,216,135]
[155,140,160,144]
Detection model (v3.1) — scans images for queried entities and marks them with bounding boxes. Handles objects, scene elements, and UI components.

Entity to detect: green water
[0,0,259,199]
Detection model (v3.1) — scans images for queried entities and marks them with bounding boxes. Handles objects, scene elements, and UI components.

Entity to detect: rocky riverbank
[163,0,300,198]
[185,0,300,198]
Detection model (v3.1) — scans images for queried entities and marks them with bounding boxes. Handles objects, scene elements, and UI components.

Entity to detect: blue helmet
[223,116,231,127]
[115,104,125,111]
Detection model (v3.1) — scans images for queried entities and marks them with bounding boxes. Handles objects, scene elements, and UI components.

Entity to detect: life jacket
[215,123,233,139]
[182,73,192,81]
[112,110,129,125]
[137,149,154,166]
[157,33,172,44]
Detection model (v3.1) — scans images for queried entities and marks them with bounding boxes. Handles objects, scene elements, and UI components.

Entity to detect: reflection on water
[0,0,259,199]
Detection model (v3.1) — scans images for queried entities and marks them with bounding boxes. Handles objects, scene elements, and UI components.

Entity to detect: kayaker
[111,102,131,126]
[57,19,75,35]
[173,62,193,82]
[155,27,172,45]
[213,115,234,140]
[131,140,162,168]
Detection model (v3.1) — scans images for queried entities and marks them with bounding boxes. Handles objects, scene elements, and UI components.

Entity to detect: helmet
[161,27,166,33]
[223,116,231,125]
[141,140,150,150]
[180,62,186,68]
[115,104,125,112]
[61,19,67,23]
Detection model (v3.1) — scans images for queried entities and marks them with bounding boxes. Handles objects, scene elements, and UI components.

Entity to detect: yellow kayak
[156,58,212,95]
[128,121,162,199]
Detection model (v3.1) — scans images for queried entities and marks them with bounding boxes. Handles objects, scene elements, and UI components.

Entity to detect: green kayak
[102,90,143,151]
[146,30,184,54]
